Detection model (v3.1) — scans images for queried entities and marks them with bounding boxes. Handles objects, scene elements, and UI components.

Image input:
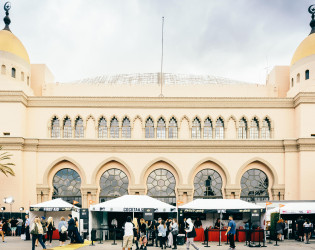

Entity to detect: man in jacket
[67,214,75,243]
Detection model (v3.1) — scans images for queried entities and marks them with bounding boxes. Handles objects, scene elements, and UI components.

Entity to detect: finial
[3,2,11,32]
[308,5,315,35]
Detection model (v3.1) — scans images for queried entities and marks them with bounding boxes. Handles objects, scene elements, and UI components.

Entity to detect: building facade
[1,6,315,211]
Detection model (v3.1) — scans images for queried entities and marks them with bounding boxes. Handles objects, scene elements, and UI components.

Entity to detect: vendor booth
[30,199,80,240]
[179,199,265,243]
[89,195,177,241]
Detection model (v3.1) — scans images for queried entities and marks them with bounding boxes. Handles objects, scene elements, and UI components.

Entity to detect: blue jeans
[16,226,22,236]
[32,234,46,250]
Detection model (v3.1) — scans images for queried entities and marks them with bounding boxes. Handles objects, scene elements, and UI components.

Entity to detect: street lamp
[19,207,24,219]
[0,207,5,218]
[3,197,14,218]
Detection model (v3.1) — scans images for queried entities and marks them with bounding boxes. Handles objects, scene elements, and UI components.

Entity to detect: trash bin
[177,234,185,245]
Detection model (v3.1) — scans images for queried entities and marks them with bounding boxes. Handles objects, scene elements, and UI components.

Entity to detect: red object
[237,230,246,242]
[208,229,220,241]
[251,230,264,242]
[194,228,205,242]
[45,230,60,240]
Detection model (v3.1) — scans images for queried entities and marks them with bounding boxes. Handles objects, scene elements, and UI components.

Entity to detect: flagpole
[159,16,164,97]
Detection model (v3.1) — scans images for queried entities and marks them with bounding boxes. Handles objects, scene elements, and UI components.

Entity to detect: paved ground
[0,237,315,249]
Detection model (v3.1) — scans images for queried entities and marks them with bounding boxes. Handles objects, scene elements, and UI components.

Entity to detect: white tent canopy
[30,198,79,212]
[90,195,176,212]
[268,202,315,216]
[179,199,264,212]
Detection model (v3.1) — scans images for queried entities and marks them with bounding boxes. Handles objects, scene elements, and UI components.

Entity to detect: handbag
[191,227,197,238]
[30,224,38,235]
[21,234,26,240]
[172,229,178,236]
[158,233,162,237]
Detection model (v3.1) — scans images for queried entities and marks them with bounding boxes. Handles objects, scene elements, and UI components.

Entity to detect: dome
[0,29,30,64]
[291,33,315,66]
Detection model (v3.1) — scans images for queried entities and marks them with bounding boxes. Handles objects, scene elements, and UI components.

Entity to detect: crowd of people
[294,216,314,244]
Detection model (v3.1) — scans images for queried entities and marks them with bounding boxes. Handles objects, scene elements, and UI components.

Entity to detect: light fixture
[3,196,14,204]
[0,207,5,211]
[19,207,24,211]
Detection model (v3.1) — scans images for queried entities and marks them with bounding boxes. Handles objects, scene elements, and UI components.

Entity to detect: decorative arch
[120,115,132,126]
[179,115,190,128]
[85,115,95,126]
[132,115,143,129]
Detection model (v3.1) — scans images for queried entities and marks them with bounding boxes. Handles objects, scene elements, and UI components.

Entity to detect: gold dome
[0,29,30,64]
[291,33,315,66]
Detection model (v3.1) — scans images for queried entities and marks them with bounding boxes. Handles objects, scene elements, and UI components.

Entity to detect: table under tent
[179,199,265,243]
[29,199,80,240]
[89,195,177,241]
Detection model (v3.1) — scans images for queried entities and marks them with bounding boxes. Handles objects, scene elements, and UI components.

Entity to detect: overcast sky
[5,0,315,83]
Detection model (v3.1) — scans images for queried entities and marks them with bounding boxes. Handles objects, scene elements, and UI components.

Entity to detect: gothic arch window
[241,169,269,202]
[1,65,6,75]
[99,168,129,202]
[261,118,271,139]
[145,117,155,138]
[204,118,213,139]
[51,117,60,138]
[53,168,82,207]
[192,118,201,139]
[122,117,131,138]
[74,117,84,138]
[63,117,72,138]
[238,118,247,139]
[305,70,310,80]
[110,117,119,138]
[297,73,300,83]
[215,118,224,139]
[168,117,178,139]
[194,169,223,199]
[147,168,176,205]
[98,117,107,138]
[11,68,16,78]
[291,78,294,87]
[249,118,259,139]
[27,76,30,86]
[157,118,166,139]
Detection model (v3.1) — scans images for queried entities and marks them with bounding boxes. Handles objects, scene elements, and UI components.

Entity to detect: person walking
[158,220,167,249]
[171,218,178,249]
[46,217,54,247]
[58,217,67,246]
[122,216,134,250]
[139,218,147,250]
[40,217,47,245]
[226,215,236,250]
[303,218,312,244]
[185,218,199,250]
[30,217,46,250]
[16,217,23,236]
[67,214,75,243]
[0,219,5,243]
[73,217,83,243]
[276,219,285,241]
[25,215,31,241]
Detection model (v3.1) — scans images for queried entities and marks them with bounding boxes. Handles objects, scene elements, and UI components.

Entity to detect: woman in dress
[58,217,67,246]
[46,217,54,247]
[73,217,84,243]
[303,218,313,244]
[139,218,147,250]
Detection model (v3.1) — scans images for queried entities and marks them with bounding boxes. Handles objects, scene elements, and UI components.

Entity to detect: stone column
[177,186,194,204]
[81,185,98,208]
[271,185,285,200]
[225,186,241,199]
[36,185,50,203]
[129,185,146,195]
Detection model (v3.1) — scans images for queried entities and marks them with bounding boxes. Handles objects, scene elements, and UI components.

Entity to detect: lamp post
[0,207,5,218]
[3,197,14,218]
[19,207,24,219]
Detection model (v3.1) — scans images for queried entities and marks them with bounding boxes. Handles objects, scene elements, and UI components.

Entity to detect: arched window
[122,117,131,138]
[74,117,84,138]
[157,118,166,139]
[63,117,72,138]
[238,118,247,139]
[215,118,224,139]
[147,168,176,205]
[51,117,60,138]
[297,73,300,83]
[291,78,294,87]
[99,168,129,202]
[21,72,24,81]
[192,118,201,139]
[261,118,271,139]
[241,169,269,202]
[98,117,107,138]
[53,168,82,207]
[110,117,119,138]
[168,117,178,139]
[194,169,223,199]
[11,68,16,78]
[27,76,30,86]
[145,117,155,138]
[249,118,259,139]
[1,65,6,75]
[305,70,310,80]
[204,118,213,139]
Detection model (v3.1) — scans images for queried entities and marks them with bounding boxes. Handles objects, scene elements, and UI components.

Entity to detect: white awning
[279,202,315,215]
[30,198,79,212]
[90,195,176,213]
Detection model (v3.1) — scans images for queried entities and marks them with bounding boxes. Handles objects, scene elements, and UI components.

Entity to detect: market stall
[179,199,265,242]
[30,199,80,240]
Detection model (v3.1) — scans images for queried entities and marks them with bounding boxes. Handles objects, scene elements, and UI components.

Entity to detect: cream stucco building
[1,5,315,211]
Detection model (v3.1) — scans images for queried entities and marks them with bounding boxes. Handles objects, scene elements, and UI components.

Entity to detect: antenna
[159,17,164,97]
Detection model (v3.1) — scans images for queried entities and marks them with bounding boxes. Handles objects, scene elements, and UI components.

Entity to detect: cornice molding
[294,92,315,107]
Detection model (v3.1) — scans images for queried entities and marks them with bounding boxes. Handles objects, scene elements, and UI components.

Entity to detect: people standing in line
[284,220,288,240]
[171,218,178,249]
[67,214,75,243]
[0,219,5,243]
[276,219,285,241]
[30,217,46,250]
[40,217,47,246]
[225,215,236,250]
[303,218,312,244]
[122,216,134,250]
[185,218,199,250]
[73,217,83,243]
[167,218,173,248]
[244,220,251,244]
[16,217,23,236]
[10,217,18,236]
[296,216,305,242]
[25,215,31,241]
[132,218,139,250]
[58,217,68,247]
[46,217,54,247]
[139,218,147,250]
[158,220,167,249]
[155,218,162,247]
[194,217,202,228]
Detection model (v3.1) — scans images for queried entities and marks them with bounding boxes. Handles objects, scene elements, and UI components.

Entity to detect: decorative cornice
[294,92,315,107]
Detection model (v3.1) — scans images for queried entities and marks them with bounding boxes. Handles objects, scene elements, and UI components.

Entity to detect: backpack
[30,223,38,235]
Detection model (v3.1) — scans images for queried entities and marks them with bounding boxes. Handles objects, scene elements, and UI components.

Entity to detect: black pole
[274,230,279,246]
[262,229,267,247]
[217,212,222,246]
[204,228,210,248]
[256,229,261,247]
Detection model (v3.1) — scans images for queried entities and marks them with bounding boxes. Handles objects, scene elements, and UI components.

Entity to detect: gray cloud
[5,0,315,83]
